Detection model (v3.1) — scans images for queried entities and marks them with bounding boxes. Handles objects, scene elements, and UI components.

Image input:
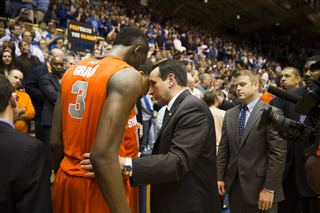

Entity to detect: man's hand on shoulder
[258,189,274,211]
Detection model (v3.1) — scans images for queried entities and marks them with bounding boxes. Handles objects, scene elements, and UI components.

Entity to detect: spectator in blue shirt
[146,25,156,48]
[45,23,62,51]
[59,3,75,29]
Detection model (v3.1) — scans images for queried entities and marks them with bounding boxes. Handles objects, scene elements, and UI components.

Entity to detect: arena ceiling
[149,0,320,32]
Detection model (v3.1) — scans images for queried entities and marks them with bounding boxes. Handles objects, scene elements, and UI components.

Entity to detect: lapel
[49,72,61,91]
[239,99,264,148]
[153,89,190,151]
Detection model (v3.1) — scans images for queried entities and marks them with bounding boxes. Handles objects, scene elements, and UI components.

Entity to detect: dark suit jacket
[232,97,242,106]
[219,99,236,111]
[25,64,49,121]
[217,99,286,205]
[0,121,52,212]
[269,86,317,197]
[130,90,221,213]
[14,55,41,84]
[39,72,61,126]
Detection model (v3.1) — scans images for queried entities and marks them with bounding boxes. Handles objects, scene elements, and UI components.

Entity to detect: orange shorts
[52,168,138,213]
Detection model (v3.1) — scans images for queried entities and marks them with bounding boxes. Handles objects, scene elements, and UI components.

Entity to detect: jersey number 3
[69,81,88,119]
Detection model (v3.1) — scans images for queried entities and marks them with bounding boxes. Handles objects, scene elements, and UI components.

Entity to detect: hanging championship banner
[67,20,95,53]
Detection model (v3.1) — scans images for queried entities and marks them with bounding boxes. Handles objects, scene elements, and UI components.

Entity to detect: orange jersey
[60,56,132,176]
[260,92,276,104]
[52,56,139,213]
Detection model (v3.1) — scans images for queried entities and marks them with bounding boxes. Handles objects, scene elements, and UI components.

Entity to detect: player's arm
[49,90,64,174]
[90,68,142,213]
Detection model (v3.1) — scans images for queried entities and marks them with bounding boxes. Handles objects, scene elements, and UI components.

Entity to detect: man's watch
[122,158,132,176]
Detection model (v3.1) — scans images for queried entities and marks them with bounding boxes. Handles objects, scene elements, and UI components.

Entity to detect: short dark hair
[307,56,320,62]
[18,40,29,48]
[0,74,15,114]
[113,26,149,54]
[229,87,237,97]
[138,58,153,76]
[9,24,20,33]
[203,90,218,107]
[38,20,46,25]
[22,30,31,38]
[152,59,187,87]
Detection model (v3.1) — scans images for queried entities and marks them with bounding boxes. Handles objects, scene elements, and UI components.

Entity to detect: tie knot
[242,105,248,112]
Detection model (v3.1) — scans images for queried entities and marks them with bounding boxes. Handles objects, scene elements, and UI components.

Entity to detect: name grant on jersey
[73,65,99,78]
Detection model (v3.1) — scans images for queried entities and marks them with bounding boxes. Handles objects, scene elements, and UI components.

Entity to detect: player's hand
[137,122,143,138]
[119,155,125,168]
[217,181,225,195]
[258,189,274,211]
[80,153,95,178]
[153,111,158,118]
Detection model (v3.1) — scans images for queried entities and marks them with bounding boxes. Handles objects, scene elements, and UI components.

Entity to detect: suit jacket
[269,86,317,197]
[0,121,52,213]
[232,97,242,106]
[25,64,49,121]
[217,99,286,205]
[219,99,236,111]
[14,55,41,84]
[130,90,221,213]
[39,72,61,126]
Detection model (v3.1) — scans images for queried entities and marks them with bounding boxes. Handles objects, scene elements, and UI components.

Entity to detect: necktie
[238,105,248,143]
[163,108,169,124]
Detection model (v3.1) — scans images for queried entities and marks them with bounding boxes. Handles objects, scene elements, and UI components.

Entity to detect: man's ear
[134,46,142,57]
[10,93,18,109]
[168,73,175,88]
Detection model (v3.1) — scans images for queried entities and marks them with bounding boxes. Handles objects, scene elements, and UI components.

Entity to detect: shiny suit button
[238,155,241,158]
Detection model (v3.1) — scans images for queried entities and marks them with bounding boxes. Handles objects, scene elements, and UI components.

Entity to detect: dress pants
[43,125,53,170]
[35,120,44,142]
[229,174,278,213]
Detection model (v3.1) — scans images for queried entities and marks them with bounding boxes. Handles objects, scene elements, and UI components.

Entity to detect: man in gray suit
[217,70,286,213]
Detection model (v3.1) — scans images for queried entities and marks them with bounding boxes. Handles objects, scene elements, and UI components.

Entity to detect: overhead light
[236,15,240,19]
[276,23,280,26]
[204,0,208,3]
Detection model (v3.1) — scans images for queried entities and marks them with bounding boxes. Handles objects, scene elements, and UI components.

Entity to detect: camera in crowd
[257,61,320,146]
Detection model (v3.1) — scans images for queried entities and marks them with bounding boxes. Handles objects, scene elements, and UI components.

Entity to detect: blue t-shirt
[59,9,75,29]
[45,33,62,51]
[146,30,155,44]
[89,17,104,36]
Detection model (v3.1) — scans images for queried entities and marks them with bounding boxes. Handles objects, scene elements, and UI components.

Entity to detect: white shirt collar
[167,89,187,111]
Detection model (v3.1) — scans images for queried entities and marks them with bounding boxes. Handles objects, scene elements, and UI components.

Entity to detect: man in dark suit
[270,57,320,213]
[25,48,64,141]
[39,56,64,163]
[213,88,236,110]
[217,70,286,213]
[0,74,52,213]
[120,60,221,213]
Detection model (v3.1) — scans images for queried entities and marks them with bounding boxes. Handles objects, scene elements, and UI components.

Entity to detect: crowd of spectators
[0,0,318,150]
